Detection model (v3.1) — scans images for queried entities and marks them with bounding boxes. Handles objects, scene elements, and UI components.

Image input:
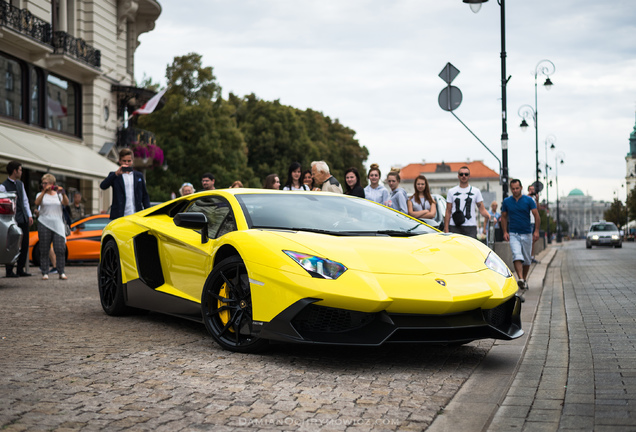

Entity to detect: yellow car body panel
[99,189,523,351]
[103,213,515,320]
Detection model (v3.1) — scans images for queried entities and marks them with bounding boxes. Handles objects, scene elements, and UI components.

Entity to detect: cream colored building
[626,112,636,196]
[0,0,161,214]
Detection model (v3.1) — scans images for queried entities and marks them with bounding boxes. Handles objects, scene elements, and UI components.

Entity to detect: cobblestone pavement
[1,263,500,431]
[489,240,636,431]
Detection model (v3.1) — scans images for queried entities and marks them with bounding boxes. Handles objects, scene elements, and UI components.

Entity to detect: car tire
[616,243,622,248]
[586,242,591,249]
[201,255,268,353]
[98,239,132,316]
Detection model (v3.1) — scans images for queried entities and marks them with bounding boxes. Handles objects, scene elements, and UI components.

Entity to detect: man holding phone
[100,148,150,219]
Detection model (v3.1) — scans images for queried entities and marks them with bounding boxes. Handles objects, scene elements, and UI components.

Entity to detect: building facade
[556,189,611,239]
[626,112,636,195]
[0,0,161,214]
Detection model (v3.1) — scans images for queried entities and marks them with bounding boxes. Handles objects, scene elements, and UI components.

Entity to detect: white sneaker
[42,274,49,280]
[59,273,67,280]
[517,279,527,290]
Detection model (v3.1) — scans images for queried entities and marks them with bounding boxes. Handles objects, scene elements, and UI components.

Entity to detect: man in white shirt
[444,166,490,239]
[100,148,151,219]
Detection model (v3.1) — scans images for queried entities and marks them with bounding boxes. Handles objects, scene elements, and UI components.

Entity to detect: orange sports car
[29,214,111,265]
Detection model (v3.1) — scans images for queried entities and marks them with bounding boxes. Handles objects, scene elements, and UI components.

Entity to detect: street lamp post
[519,60,555,191]
[463,0,509,198]
[551,143,565,242]
[544,135,556,244]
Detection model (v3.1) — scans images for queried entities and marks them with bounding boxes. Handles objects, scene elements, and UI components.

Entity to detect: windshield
[236,193,436,236]
[590,223,618,232]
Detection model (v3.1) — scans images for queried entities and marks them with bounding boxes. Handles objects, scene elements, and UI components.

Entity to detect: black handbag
[452,209,465,226]
[451,186,470,226]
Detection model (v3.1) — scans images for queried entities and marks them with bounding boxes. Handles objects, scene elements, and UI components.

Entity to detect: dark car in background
[0,192,23,265]
[586,221,622,249]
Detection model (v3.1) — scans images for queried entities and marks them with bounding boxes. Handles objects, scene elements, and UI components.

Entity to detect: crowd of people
[172,161,441,227]
[2,151,540,298]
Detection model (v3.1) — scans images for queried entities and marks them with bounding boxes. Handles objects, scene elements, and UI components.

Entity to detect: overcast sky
[135,0,636,202]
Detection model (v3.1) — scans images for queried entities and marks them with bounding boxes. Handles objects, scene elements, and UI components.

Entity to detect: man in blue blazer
[100,148,151,219]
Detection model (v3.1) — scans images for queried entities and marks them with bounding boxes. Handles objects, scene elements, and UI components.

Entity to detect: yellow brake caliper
[218,283,234,333]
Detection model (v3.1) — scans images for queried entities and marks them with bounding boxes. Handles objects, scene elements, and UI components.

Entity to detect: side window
[81,219,111,231]
[185,196,236,239]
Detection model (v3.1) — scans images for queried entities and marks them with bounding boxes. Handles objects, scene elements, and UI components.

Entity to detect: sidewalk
[428,245,557,432]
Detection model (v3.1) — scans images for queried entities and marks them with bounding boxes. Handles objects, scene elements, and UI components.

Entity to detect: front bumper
[253,295,523,346]
[588,237,621,247]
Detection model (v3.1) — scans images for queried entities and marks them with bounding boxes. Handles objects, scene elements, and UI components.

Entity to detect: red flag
[129,87,168,119]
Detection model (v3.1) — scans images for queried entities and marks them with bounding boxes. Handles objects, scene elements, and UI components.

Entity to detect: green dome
[568,188,584,196]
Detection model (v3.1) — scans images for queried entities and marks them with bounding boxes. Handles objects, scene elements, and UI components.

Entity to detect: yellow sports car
[99,189,522,352]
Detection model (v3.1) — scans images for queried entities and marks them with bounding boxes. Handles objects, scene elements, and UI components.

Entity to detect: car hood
[266,230,489,276]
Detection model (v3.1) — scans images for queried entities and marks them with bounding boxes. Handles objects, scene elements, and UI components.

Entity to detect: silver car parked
[420,193,447,231]
[0,191,23,264]
[586,221,622,249]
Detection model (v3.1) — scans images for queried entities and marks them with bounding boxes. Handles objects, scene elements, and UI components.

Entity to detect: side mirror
[174,212,209,243]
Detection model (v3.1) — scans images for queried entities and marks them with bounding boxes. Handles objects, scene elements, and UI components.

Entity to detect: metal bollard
[487,218,495,250]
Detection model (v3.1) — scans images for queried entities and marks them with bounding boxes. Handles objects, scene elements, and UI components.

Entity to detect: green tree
[136,73,161,92]
[137,53,254,199]
[228,93,368,186]
[136,53,368,196]
[604,198,628,229]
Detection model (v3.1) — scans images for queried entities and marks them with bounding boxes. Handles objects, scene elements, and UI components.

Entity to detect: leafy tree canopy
[137,53,254,199]
[136,53,368,199]
[228,93,369,186]
[603,198,628,229]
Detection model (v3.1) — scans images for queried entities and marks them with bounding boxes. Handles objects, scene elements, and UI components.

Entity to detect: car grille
[483,299,514,332]
[291,304,376,333]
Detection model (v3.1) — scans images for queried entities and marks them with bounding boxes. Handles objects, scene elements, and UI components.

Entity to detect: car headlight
[612,235,619,240]
[592,235,599,240]
[283,250,347,280]
[485,252,512,278]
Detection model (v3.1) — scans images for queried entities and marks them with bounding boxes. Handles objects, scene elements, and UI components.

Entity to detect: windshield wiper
[374,229,421,237]
[253,226,347,236]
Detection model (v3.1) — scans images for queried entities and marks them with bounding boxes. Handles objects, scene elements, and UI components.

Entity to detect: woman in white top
[282,162,309,191]
[408,175,437,220]
[34,173,69,280]
[363,163,389,204]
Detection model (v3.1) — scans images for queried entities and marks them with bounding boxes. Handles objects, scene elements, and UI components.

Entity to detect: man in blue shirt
[500,179,540,292]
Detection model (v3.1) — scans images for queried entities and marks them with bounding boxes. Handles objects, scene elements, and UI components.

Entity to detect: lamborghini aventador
[98,189,523,352]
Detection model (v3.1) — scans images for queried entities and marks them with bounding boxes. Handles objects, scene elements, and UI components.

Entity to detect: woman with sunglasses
[34,173,69,280]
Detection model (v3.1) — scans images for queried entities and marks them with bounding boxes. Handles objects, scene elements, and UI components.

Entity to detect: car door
[156,195,237,303]
[67,216,111,260]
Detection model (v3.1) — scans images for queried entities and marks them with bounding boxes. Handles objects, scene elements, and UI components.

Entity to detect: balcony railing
[0,0,101,69]
[52,31,101,68]
[117,127,156,148]
[0,0,51,45]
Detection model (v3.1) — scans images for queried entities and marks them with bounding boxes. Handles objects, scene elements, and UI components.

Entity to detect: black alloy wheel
[98,239,130,316]
[201,256,268,353]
